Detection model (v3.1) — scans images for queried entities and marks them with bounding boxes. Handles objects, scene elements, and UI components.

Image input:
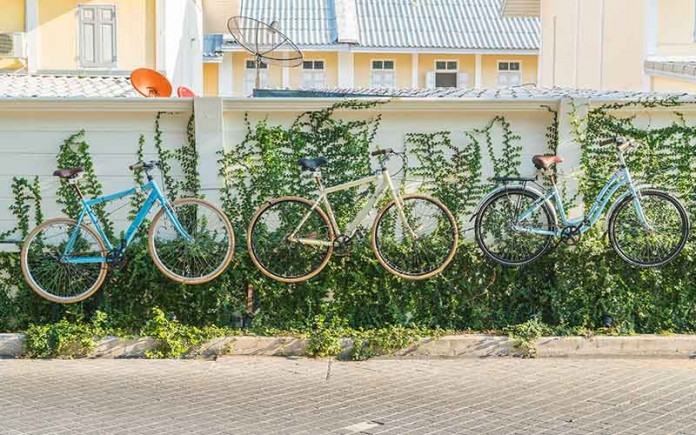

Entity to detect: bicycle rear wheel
[20,218,108,304]
[372,194,458,279]
[474,188,555,266]
[148,198,234,284]
[608,189,689,267]
[247,196,334,283]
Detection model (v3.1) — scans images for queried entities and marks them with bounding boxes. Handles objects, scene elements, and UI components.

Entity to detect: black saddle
[53,167,85,179]
[298,157,328,171]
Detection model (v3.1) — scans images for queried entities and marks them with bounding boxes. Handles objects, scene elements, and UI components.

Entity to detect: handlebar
[371,148,394,157]
[129,160,159,171]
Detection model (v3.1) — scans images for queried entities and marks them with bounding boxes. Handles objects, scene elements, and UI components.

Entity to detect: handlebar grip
[371,148,394,156]
[129,162,143,171]
[599,138,616,147]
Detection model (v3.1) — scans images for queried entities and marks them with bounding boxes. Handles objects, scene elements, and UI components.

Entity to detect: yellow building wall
[0,0,25,32]
[38,0,156,71]
[481,54,538,87]
[651,76,696,92]
[289,51,338,88]
[417,54,475,87]
[353,53,412,88]
[203,63,219,96]
[657,0,696,56]
[0,0,26,70]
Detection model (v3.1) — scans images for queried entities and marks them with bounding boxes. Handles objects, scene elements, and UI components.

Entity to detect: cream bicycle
[247,149,458,283]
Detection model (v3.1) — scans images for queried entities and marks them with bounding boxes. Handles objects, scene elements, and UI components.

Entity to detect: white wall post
[25,0,39,73]
[411,53,419,88]
[194,97,225,201]
[219,53,233,95]
[557,97,589,217]
[474,54,482,88]
[337,51,354,88]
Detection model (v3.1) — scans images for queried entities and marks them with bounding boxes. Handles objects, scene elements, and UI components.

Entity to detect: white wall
[0,97,692,242]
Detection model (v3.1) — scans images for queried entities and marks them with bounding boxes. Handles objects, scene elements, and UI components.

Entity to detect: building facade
[512,0,696,92]
[202,0,541,96]
[0,0,203,93]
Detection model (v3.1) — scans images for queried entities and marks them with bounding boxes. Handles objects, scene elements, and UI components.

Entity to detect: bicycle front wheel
[372,194,458,280]
[20,218,108,304]
[247,196,334,283]
[148,198,235,284]
[609,189,690,267]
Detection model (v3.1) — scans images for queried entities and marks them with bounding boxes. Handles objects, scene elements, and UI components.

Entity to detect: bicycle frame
[289,168,408,247]
[514,157,651,237]
[63,179,191,264]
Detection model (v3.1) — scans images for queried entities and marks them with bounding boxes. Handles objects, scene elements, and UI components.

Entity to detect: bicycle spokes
[609,190,689,267]
[21,219,107,303]
[373,195,457,279]
[249,198,333,282]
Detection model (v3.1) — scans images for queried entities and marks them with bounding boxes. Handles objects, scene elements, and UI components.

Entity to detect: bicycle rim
[609,190,689,267]
[149,198,234,284]
[21,218,107,303]
[248,197,333,283]
[475,189,554,266]
[372,194,458,279]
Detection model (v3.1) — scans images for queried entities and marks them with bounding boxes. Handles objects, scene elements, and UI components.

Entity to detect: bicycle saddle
[298,157,328,171]
[532,155,564,170]
[53,167,85,178]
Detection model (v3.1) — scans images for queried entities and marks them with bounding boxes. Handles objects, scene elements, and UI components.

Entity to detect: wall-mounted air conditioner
[0,32,27,58]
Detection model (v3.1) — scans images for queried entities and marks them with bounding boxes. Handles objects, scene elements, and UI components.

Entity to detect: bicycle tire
[608,189,690,267]
[247,196,334,283]
[20,218,108,304]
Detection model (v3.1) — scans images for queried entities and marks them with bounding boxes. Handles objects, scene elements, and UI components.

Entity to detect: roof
[0,74,137,98]
[226,0,540,51]
[253,86,696,103]
[239,0,338,46]
[355,0,539,50]
[645,60,696,82]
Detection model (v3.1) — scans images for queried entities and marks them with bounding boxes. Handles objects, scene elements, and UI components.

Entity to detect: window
[79,5,117,68]
[245,59,268,96]
[371,60,395,88]
[434,60,458,88]
[497,61,522,87]
[302,60,325,88]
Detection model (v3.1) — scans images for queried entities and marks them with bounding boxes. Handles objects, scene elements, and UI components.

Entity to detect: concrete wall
[0,96,690,240]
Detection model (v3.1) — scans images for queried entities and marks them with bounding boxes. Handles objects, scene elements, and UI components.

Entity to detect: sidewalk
[2,333,696,359]
[1,357,695,434]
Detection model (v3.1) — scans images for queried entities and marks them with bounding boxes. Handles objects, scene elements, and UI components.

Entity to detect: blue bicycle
[20,161,235,303]
[474,137,690,267]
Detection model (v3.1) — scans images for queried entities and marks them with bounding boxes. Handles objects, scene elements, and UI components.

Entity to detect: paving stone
[1,358,696,434]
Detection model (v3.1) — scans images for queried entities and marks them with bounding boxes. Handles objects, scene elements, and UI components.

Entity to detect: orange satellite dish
[177,86,196,97]
[130,68,173,98]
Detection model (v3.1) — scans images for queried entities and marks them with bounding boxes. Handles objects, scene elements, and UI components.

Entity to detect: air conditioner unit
[0,32,27,58]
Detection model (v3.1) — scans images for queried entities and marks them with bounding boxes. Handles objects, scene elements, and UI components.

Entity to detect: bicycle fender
[469,184,558,227]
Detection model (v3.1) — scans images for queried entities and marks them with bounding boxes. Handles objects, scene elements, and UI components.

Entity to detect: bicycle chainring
[559,225,582,246]
[333,235,354,257]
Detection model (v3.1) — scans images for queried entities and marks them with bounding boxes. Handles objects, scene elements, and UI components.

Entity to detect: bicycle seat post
[68,175,86,201]
[312,170,324,191]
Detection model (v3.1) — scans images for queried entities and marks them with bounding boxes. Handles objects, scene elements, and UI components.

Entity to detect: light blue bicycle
[20,160,235,303]
[474,136,690,267]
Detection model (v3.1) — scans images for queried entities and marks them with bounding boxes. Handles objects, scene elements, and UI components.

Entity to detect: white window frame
[496,60,522,87]
[245,59,269,96]
[78,4,117,69]
[302,60,326,88]
[371,59,396,89]
[433,60,459,88]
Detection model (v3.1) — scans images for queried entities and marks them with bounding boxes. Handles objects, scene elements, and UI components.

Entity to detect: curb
[1,333,695,359]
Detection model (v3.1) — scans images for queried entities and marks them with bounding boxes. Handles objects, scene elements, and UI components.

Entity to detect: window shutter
[457,72,469,88]
[79,5,116,68]
[426,71,436,89]
[98,7,116,65]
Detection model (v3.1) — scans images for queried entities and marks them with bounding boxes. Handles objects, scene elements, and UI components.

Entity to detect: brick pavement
[1,357,695,434]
